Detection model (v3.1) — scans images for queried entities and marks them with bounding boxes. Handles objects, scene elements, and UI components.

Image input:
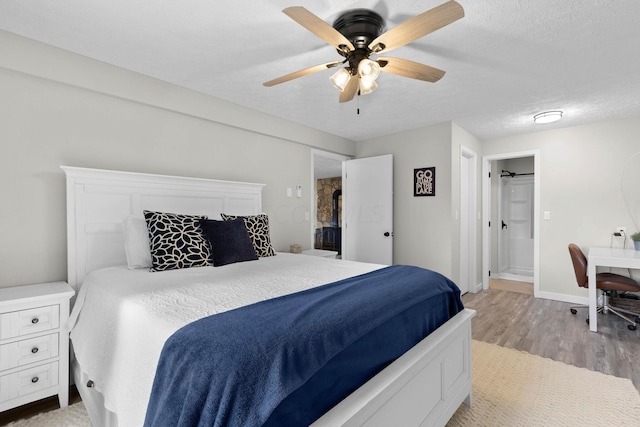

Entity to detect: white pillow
[122,216,152,269]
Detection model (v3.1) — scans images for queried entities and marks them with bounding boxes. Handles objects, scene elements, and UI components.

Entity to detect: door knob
[501,220,508,230]
[384,232,390,237]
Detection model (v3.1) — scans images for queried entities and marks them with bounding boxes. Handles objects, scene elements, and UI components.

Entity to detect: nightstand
[0,282,74,412]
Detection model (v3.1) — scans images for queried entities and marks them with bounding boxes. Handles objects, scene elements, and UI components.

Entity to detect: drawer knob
[31,376,39,383]
[31,318,39,324]
[31,347,39,354]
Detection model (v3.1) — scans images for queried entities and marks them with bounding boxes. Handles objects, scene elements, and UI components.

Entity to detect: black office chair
[568,243,640,330]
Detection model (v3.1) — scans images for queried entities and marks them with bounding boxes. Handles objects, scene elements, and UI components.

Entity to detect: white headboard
[62,166,265,290]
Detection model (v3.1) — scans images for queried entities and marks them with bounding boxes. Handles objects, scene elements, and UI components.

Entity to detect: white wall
[3,29,640,303]
[356,115,640,302]
[356,122,457,278]
[355,122,482,286]
[0,30,355,288]
[481,118,640,299]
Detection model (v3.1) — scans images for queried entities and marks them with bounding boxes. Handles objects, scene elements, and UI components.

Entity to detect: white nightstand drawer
[0,333,59,371]
[0,361,59,403]
[0,305,59,340]
[0,282,73,411]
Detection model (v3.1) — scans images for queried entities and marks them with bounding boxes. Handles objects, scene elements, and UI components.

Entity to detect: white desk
[587,247,640,332]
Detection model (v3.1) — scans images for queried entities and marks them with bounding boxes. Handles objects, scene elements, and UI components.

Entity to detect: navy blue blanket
[144,265,463,427]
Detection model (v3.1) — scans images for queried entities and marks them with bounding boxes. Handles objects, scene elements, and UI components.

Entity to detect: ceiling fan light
[359,77,378,95]
[358,59,380,80]
[533,111,563,124]
[330,68,351,92]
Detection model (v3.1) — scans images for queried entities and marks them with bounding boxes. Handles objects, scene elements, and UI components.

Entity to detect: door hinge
[488,171,491,178]
[489,270,491,277]
[488,221,491,227]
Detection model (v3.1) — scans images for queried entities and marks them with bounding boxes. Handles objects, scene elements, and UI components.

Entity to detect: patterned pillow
[143,210,211,271]
[220,213,276,257]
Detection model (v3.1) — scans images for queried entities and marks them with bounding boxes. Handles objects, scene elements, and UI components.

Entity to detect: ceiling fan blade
[339,74,359,103]
[368,1,464,54]
[377,57,445,82]
[283,7,355,52]
[263,61,343,87]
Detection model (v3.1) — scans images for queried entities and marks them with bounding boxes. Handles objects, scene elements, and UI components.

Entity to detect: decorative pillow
[143,210,211,271]
[199,218,258,267]
[122,216,152,269]
[220,213,276,257]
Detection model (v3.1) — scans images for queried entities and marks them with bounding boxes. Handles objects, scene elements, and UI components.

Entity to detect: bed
[62,166,475,427]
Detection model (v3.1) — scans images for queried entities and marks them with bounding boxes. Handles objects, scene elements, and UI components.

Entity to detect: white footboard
[312,308,476,427]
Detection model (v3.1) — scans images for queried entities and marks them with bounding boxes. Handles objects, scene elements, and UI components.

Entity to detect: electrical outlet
[616,226,626,235]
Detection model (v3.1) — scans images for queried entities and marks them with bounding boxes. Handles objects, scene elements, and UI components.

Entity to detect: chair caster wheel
[570,308,577,314]
[628,325,637,331]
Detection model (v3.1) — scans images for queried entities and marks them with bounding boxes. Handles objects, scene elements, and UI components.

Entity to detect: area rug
[5,401,90,427]
[7,340,640,426]
[447,340,640,426]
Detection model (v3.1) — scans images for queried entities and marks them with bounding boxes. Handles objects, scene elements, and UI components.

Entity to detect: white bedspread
[68,253,383,427]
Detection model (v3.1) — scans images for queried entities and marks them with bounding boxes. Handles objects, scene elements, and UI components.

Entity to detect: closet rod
[500,169,534,177]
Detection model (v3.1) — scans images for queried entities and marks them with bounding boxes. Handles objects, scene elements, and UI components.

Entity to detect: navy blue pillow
[199,218,258,267]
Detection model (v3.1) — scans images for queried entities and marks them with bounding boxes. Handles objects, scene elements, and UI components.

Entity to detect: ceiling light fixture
[264,3,465,103]
[330,59,382,96]
[533,111,563,124]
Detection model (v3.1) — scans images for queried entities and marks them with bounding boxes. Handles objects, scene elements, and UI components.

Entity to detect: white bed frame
[62,165,475,427]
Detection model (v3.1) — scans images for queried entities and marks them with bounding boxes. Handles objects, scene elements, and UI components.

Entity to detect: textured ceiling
[2,0,640,142]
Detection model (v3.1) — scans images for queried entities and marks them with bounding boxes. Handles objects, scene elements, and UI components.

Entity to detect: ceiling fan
[263,1,464,103]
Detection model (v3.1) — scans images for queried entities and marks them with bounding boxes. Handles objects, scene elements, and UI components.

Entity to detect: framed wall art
[414,167,435,197]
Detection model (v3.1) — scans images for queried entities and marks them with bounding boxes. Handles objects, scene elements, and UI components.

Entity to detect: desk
[587,247,640,332]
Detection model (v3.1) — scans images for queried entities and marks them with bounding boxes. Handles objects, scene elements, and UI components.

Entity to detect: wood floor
[489,278,534,295]
[2,288,639,424]
[463,288,640,391]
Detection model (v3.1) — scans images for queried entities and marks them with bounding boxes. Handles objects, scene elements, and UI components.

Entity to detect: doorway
[311,150,350,254]
[482,150,540,296]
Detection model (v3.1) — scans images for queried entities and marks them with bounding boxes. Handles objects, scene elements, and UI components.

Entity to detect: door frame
[459,145,478,294]
[482,150,540,295]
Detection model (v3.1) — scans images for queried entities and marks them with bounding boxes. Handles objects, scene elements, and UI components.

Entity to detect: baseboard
[470,282,483,294]
[534,291,588,305]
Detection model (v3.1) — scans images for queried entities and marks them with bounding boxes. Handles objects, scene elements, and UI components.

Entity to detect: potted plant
[632,231,640,251]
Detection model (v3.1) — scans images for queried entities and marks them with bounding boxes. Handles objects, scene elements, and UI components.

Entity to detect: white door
[342,155,393,265]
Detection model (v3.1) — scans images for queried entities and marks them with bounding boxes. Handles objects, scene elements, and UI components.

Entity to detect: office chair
[568,243,640,331]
